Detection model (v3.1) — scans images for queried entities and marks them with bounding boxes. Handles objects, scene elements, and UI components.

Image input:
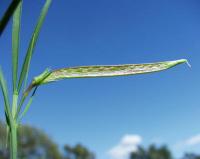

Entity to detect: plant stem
[10,93,18,159]
[10,121,18,159]
[12,92,18,117]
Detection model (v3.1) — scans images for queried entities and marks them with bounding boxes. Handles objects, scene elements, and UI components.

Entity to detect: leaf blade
[12,1,22,92]
[17,0,52,92]
[19,96,33,121]
[0,67,12,120]
[34,59,188,85]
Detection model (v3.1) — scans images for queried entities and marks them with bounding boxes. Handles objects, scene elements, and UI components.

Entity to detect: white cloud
[185,134,200,146]
[173,134,200,154]
[108,134,142,159]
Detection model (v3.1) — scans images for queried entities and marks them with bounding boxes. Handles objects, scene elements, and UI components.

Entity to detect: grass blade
[0,67,12,120]
[27,59,188,89]
[17,0,52,92]
[0,0,21,37]
[12,1,22,92]
[15,86,38,119]
[19,96,34,121]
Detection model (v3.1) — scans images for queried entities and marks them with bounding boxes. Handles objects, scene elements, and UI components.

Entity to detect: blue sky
[0,0,200,159]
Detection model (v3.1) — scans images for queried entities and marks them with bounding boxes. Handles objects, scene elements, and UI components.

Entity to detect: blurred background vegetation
[0,121,200,159]
[0,121,95,159]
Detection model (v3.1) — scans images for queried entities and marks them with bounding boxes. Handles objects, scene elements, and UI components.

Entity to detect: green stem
[10,121,18,159]
[10,92,18,159]
[12,92,18,117]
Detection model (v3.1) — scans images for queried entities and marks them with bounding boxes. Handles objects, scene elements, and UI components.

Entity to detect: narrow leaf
[12,1,22,92]
[30,59,189,87]
[0,0,21,36]
[17,0,52,92]
[15,86,38,119]
[19,96,33,120]
[0,67,12,120]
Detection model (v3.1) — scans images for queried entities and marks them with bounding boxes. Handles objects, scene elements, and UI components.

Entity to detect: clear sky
[0,0,200,159]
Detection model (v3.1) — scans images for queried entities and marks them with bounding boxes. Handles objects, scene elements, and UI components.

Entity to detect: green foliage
[64,144,95,159]
[148,145,172,159]
[130,145,200,159]
[18,125,61,159]
[0,122,95,159]
[130,145,172,159]
[0,122,61,159]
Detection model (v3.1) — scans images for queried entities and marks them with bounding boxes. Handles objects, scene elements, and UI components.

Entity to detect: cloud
[184,134,200,146]
[108,134,142,159]
[173,134,200,154]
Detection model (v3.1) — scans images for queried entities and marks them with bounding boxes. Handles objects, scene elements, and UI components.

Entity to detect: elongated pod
[25,59,189,93]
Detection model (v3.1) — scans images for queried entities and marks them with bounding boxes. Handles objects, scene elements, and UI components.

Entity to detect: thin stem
[10,91,19,159]
[12,92,18,117]
[10,121,18,159]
